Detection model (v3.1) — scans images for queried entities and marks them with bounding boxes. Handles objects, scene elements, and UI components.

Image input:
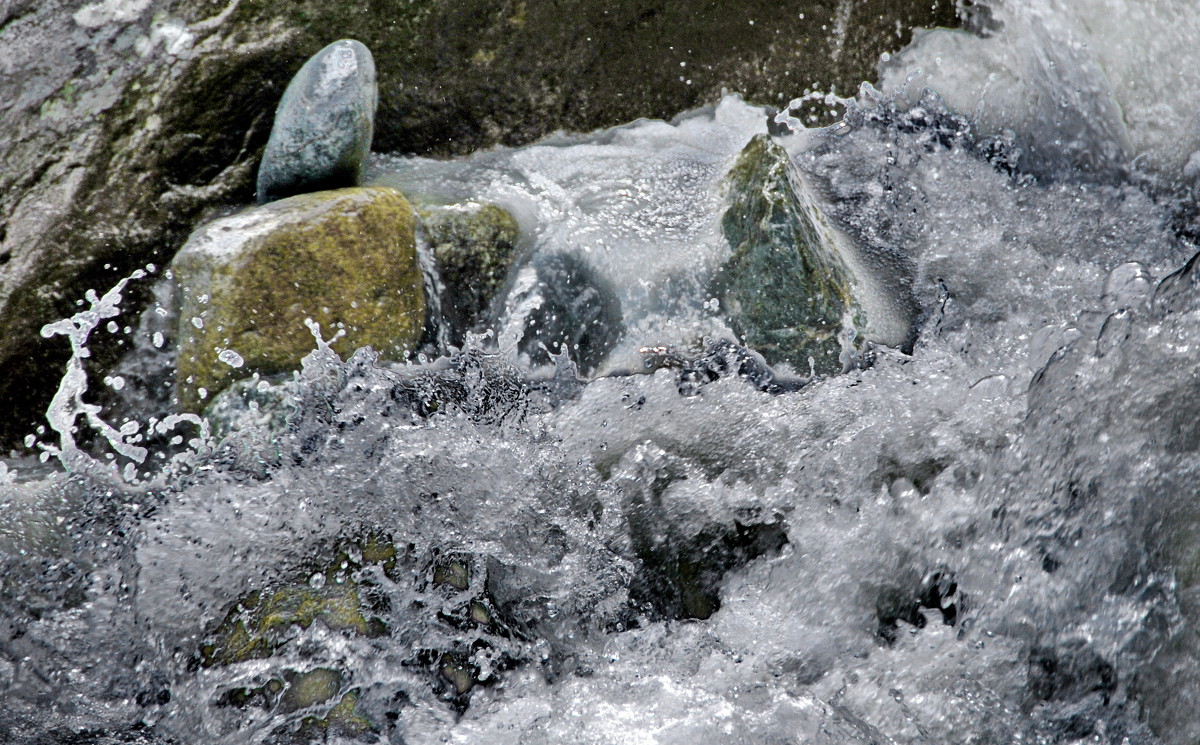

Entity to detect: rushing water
[5,1,1200,743]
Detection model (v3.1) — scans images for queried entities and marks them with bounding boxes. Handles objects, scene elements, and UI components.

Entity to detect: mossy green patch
[200,535,399,668]
[173,186,424,410]
[295,689,373,740]
[419,202,520,345]
[200,582,379,668]
[279,668,344,713]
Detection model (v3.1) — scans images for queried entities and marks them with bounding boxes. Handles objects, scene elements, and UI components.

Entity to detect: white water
[4,2,1200,744]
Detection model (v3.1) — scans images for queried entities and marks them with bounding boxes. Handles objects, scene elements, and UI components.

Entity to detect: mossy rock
[172,186,424,411]
[199,581,386,668]
[419,202,520,345]
[201,538,524,721]
[715,134,869,375]
[289,689,374,741]
[217,668,346,714]
[200,535,398,668]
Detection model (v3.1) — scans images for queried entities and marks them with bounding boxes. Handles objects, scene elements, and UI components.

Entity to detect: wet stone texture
[256,39,377,204]
[716,134,867,375]
[419,202,521,347]
[170,186,424,411]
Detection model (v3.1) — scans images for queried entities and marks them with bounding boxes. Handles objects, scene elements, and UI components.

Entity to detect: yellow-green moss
[280,668,344,713]
[173,186,425,410]
[297,689,373,738]
[200,535,405,669]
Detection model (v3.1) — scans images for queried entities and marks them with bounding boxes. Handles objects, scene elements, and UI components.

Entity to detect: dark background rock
[0,0,960,448]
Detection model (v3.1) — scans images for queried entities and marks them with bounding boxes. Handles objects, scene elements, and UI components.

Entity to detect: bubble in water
[216,349,244,368]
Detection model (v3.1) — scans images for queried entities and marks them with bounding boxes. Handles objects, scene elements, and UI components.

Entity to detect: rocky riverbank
[0,0,958,448]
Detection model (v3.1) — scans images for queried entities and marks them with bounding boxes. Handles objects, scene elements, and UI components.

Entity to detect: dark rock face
[0,0,959,448]
[514,252,624,375]
[256,40,377,204]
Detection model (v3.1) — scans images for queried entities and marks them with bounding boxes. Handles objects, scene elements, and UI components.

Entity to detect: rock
[614,442,789,621]
[199,537,398,669]
[715,134,914,375]
[0,0,957,447]
[200,537,527,721]
[171,186,424,411]
[256,40,377,204]
[510,252,623,375]
[203,375,297,441]
[420,202,520,346]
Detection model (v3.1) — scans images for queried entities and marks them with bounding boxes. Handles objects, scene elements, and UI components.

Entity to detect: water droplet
[217,349,245,368]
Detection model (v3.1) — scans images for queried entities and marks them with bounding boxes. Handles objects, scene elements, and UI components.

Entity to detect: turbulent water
[5,1,1200,743]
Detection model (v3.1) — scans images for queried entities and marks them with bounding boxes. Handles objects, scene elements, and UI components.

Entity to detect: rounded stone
[256,39,378,204]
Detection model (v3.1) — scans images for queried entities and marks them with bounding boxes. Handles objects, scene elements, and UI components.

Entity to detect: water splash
[33,268,212,486]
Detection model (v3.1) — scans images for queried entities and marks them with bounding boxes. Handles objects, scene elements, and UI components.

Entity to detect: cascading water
[5,1,1200,743]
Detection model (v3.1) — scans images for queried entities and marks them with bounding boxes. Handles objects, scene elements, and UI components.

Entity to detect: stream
[4,1,1200,743]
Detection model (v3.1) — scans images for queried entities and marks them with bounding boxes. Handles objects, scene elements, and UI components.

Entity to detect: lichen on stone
[715,134,868,375]
[419,201,520,345]
[171,186,425,410]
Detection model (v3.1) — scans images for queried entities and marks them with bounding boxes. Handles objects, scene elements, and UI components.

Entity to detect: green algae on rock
[419,202,520,346]
[716,134,912,375]
[257,40,377,204]
[171,186,424,411]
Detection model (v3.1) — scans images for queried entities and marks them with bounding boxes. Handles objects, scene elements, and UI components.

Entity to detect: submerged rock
[511,252,624,375]
[171,186,424,411]
[257,40,378,204]
[715,134,914,374]
[420,202,521,345]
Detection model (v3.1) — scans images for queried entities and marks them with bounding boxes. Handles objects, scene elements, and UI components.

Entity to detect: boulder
[420,202,520,345]
[171,186,424,410]
[0,0,958,446]
[257,40,377,204]
[510,251,624,375]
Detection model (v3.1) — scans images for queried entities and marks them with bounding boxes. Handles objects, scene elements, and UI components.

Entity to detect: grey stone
[714,134,916,375]
[256,40,377,204]
[512,252,623,376]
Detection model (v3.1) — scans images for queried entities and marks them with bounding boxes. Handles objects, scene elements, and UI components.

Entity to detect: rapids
[5,1,1200,743]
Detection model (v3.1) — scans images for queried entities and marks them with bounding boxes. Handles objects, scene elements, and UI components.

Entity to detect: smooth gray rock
[256,40,377,204]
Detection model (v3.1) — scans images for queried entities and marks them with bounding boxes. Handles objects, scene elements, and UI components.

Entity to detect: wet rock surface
[717,134,868,374]
[420,202,520,346]
[256,39,377,204]
[171,186,423,410]
[0,0,958,448]
[512,252,624,375]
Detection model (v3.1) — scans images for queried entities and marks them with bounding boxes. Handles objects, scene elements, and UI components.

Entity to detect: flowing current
[5,1,1200,743]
